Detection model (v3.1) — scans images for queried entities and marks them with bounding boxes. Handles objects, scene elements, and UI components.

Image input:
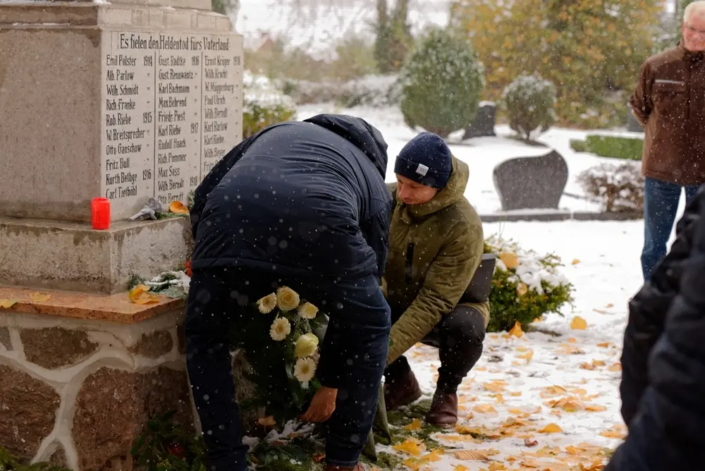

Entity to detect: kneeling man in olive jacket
[383,132,489,427]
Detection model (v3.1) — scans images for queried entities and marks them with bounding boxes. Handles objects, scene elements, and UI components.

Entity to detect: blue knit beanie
[394,132,453,189]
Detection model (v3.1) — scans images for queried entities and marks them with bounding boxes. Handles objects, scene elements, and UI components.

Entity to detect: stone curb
[480,211,643,223]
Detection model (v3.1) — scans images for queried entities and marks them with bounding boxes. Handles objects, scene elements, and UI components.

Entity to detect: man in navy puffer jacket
[608,186,705,469]
[186,115,393,471]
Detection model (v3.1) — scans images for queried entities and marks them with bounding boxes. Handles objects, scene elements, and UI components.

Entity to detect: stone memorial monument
[0,0,243,468]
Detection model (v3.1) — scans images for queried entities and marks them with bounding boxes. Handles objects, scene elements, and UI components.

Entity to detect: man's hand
[301,386,338,423]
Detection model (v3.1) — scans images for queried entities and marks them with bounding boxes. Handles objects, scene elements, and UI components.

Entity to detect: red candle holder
[91,197,111,230]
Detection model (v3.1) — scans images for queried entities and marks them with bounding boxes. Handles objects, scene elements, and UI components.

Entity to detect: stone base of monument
[0,286,192,470]
[0,217,193,294]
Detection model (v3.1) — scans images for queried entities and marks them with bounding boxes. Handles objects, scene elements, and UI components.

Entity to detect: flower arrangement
[236,286,328,427]
[484,236,574,332]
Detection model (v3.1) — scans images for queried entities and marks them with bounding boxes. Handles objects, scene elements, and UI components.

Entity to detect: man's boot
[384,368,422,411]
[425,390,458,428]
[326,463,367,471]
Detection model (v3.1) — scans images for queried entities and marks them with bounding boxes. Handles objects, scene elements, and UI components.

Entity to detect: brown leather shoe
[384,369,422,411]
[325,463,366,471]
[425,391,458,428]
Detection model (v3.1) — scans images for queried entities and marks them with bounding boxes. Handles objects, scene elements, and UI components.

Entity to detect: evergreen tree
[374,0,413,73]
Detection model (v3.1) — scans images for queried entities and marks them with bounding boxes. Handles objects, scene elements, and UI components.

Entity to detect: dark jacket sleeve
[607,194,705,471]
[360,197,393,283]
[629,60,653,127]
[619,190,703,426]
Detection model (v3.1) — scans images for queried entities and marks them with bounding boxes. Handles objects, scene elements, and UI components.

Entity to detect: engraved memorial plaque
[100,32,242,218]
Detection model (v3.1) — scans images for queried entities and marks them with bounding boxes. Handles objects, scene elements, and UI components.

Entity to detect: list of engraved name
[102,32,240,211]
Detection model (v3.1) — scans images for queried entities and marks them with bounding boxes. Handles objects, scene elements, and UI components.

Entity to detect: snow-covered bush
[502,74,557,141]
[577,162,644,213]
[485,236,573,332]
[336,75,402,108]
[243,72,297,139]
[282,75,401,108]
[400,29,485,137]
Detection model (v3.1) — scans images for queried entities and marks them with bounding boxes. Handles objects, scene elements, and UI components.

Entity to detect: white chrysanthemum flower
[294,333,319,358]
[297,302,318,319]
[270,317,291,341]
[294,357,317,383]
[257,293,277,314]
[276,287,300,311]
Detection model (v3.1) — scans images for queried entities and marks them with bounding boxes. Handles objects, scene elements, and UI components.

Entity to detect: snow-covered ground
[394,219,642,470]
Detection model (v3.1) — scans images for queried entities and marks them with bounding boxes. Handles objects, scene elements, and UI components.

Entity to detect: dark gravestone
[493,150,568,211]
[627,110,643,132]
[463,102,496,139]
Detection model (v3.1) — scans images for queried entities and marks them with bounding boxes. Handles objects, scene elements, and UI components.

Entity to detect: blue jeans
[185,268,390,471]
[641,178,700,281]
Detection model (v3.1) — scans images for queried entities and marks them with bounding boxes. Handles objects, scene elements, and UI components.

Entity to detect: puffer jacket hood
[305,114,389,178]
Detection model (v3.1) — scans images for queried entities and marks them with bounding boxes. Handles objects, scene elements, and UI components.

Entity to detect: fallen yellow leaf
[494,394,504,404]
[572,259,580,265]
[169,200,189,214]
[29,292,51,303]
[597,342,611,348]
[128,284,160,305]
[420,448,443,462]
[517,349,534,363]
[606,303,614,308]
[402,458,422,470]
[454,466,470,471]
[600,424,627,439]
[516,282,528,296]
[488,463,507,471]
[483,381,507,392]
[570,316,588,330]
[585,404,607,412]
[508,321,524,338]
[510,391,522,397]
[580,362,595,370]
[393,439,422,456]
[454,449,489,461]
[473,404,498,414]
[538,423,563,434]
[608,363,622,372]
[0,299,17,309]
[257,416,275,427]
[405,418,422,431]
[568,337,577,343]
[593,309,608,314]
[499,252,519,270]
[541,386,567,398]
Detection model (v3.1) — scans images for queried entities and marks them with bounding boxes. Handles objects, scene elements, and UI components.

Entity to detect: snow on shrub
[400,29,485,137]
[336,75,401,108]
[577,162,644,213]
[282,75,401,108]
[485,236,573,332]
[502,74,557,140]
[243,71,297,139]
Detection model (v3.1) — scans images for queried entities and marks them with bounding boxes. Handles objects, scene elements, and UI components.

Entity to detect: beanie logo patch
[415,163,429,177]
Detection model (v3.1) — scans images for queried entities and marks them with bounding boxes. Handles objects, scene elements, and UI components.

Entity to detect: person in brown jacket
[630,0,705,281]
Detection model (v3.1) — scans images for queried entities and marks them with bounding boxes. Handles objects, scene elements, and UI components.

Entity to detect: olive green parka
[383,156,488,364]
